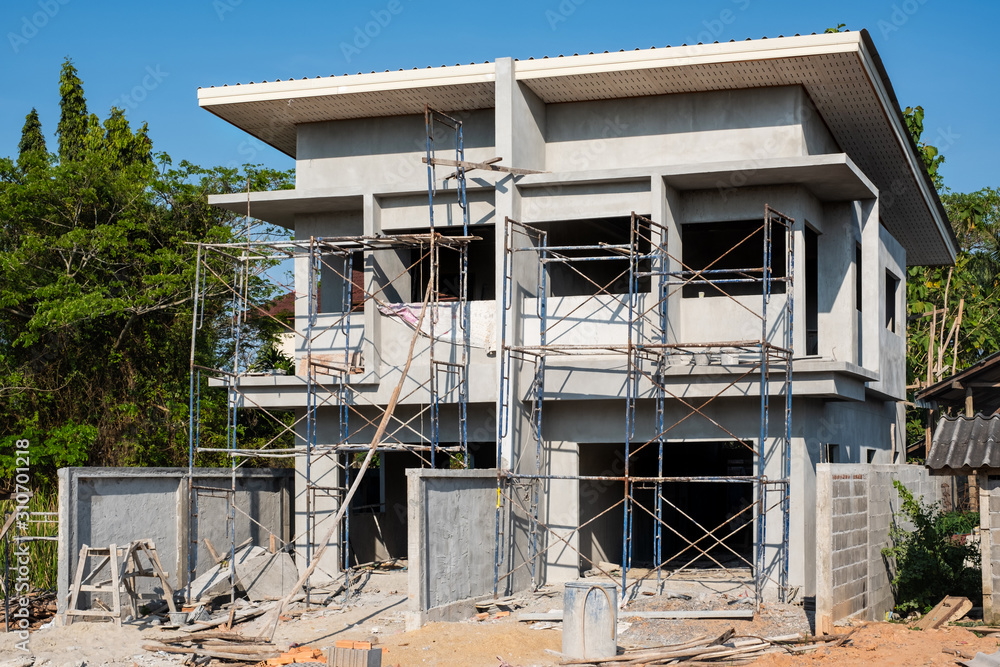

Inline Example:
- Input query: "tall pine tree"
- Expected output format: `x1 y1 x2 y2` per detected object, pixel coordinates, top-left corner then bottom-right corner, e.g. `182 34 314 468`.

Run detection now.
17 108 46 157
56 59 88 162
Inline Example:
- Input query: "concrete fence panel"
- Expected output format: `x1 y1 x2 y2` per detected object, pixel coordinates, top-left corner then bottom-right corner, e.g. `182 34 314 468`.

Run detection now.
406 468 498 629
57 467 293 620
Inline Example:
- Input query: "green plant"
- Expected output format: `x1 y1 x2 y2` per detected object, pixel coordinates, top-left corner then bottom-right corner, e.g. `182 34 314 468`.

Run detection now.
0 487 58 595
882 480 981 614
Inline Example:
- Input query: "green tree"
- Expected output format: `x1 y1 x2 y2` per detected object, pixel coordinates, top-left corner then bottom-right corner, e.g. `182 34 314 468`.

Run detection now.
902 105 1000 447
56 59 89 162
16 108 46 169
0 60 293 484
903 106 945 191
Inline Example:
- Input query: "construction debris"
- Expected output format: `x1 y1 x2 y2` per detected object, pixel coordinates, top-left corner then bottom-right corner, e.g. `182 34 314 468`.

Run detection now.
237 550 300 602
188 544 266 602
913 595 973 630
328 640 383 666
964 648 1000 667
555 627 855 665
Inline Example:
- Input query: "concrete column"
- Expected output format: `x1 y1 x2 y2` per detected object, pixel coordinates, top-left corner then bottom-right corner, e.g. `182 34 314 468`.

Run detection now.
792 216 807 355
982 478 996 623
652 177 682 344
815 462 833 634
494 57 517 472
363 193 382 380
859 198 879 374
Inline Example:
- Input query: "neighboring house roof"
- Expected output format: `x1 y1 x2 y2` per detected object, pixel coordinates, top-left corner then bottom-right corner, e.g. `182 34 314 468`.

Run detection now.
198 30 955 267
927 414 1000 474
264 291 295 321
915 350 1000 415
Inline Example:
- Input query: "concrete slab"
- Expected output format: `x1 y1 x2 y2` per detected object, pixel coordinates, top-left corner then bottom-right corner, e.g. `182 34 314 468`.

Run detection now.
189 545 265 601
237 551 301 601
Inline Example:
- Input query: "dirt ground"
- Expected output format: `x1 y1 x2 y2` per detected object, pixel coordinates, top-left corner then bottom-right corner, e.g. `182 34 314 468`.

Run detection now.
3 568 1000 667
7 615 1000 667
752 622 1000 666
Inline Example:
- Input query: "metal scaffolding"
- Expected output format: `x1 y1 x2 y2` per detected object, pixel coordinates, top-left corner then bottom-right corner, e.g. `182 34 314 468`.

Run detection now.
188 103 794 611
496 207 794 606
185 106 473 603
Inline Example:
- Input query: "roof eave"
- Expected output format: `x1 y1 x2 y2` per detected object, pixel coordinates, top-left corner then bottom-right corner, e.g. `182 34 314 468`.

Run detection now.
856 29 958 264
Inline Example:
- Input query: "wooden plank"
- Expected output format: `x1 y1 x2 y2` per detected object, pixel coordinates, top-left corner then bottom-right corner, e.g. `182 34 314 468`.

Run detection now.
204 537 222 564
65 544 90 625
520 609 754 622
108 543 122 627
65 608 123 617
142 643 280 661
422 156 545 176
914 596 973 630
140 540 179 613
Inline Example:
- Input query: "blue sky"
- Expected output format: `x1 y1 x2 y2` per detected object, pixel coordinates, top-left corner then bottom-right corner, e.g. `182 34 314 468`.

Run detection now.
0 0 996 194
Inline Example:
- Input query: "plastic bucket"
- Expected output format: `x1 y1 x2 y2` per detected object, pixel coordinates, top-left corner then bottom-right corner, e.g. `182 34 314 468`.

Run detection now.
561 580 617 659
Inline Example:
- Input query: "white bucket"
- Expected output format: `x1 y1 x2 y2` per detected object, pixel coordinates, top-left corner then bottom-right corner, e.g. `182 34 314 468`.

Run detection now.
561 581 618 659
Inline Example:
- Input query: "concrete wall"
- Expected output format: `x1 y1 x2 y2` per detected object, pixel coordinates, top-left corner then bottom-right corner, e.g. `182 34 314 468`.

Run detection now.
296 109 496 192
543 86 838 172
815 463 942 633
979 476 1000 623
57 467 292 619
868 224 907 399
406 469 498 628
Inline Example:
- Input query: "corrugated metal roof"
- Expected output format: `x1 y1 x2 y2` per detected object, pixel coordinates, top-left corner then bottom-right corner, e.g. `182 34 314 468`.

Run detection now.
196 33 822 89
928 414 1000 473
915 350 1000 413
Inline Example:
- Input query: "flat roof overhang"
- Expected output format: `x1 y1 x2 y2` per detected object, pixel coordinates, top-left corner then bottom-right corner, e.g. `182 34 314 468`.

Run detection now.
198 30 955 266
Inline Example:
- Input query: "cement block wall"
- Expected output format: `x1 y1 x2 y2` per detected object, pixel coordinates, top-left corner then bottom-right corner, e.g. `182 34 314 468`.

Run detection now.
815 463 942 633
406 469 498 628
980 476 1000 623
57 467 292 620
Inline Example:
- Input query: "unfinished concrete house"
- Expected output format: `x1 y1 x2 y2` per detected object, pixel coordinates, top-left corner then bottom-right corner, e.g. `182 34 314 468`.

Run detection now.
189 29 955 613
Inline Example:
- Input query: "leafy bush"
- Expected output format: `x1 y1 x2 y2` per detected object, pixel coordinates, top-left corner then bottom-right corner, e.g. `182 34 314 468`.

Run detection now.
882 480 981 614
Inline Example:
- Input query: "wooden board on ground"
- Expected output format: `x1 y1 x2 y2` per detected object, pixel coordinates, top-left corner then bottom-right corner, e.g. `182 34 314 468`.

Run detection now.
913 596 973 630
519 609 754 622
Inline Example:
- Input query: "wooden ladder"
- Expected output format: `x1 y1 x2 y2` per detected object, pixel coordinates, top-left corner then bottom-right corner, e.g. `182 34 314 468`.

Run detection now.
65 539 178 625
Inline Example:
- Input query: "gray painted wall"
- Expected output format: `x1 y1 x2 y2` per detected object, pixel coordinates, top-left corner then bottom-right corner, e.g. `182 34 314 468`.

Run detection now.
57 467 292 620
